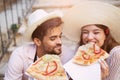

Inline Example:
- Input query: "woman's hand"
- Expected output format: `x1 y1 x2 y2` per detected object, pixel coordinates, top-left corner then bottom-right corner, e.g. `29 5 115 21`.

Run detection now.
99 59 109 79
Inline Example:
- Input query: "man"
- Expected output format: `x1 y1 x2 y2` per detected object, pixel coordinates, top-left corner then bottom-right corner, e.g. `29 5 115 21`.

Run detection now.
4 9 63 80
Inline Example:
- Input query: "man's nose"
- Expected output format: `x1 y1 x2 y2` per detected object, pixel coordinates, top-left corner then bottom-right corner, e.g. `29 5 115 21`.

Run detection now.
57 38 62 44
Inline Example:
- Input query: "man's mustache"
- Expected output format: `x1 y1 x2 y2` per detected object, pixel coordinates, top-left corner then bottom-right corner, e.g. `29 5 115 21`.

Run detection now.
56 44 62 47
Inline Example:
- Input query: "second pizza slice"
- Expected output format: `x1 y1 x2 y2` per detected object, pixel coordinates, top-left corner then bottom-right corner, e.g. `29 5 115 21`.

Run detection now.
73 43 109 65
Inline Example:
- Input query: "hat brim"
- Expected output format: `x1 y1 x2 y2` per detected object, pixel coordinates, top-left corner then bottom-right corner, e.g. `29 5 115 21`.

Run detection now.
63 1 120 43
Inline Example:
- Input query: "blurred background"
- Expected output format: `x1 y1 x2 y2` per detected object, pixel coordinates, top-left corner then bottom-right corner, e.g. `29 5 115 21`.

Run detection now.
0 0 120 79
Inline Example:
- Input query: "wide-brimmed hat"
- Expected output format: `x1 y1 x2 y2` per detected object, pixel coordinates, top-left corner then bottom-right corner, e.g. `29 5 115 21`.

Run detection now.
24 9 63 42
63 1 120 43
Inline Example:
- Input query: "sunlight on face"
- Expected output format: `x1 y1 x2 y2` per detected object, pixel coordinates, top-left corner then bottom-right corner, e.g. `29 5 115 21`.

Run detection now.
81 25 106 47
41 26 62 55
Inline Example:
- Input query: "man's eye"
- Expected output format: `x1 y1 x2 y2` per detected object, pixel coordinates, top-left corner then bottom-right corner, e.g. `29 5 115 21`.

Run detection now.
59 35 62 38
50 37 56 41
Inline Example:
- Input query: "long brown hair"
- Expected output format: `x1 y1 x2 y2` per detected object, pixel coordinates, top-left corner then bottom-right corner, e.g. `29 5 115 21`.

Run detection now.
79 24 119 53
32 17 62 41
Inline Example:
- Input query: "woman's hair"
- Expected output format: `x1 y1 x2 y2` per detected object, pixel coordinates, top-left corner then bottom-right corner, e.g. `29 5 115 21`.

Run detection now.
79 24 119 53
32 17 62 41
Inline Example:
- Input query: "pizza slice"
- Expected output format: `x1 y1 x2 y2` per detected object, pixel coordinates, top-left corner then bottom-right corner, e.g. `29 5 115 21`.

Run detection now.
26 54 68 80
73 43 109 65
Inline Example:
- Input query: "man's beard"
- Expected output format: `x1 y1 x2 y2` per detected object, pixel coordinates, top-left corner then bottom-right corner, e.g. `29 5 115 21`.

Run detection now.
48 51 61 55
47 44 62 55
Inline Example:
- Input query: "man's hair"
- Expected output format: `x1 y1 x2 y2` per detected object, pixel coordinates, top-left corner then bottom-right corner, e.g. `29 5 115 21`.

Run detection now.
79 24 119 53
32 17 62 41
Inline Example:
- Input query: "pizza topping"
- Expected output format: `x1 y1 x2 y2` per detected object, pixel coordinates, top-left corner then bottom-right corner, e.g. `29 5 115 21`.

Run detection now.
81 51 90 60
93 44 101 54
42 61 58 76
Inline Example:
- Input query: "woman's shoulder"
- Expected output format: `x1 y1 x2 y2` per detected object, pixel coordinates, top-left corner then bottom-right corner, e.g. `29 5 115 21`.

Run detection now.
110 46 120 54
109 46 120 58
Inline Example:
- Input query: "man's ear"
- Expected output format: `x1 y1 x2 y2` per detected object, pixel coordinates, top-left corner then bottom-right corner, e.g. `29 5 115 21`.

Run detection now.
33 38 41 46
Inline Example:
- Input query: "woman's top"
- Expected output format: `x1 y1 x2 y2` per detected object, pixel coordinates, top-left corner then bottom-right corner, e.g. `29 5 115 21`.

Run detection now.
104 46 120 80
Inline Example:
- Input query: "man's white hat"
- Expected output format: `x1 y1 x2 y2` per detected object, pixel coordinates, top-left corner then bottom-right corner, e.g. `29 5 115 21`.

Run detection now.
24 9 63 42
63 1 120 43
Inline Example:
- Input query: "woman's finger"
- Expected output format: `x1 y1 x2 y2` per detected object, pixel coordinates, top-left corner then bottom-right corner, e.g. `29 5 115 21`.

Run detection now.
98 59 109 78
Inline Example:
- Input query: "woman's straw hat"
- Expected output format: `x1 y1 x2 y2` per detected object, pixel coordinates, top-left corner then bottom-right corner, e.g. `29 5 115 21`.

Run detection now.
63 1 120 43
24 9 63 42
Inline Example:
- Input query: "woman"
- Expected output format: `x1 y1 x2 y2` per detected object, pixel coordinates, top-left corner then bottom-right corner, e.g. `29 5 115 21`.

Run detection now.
62 1 120 80
80 24 119 79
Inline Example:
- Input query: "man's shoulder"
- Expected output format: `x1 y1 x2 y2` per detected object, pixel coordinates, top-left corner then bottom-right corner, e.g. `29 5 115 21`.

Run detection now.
10 43 36 60
16 42 35 50
12 43 36 55
61 45 76 64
